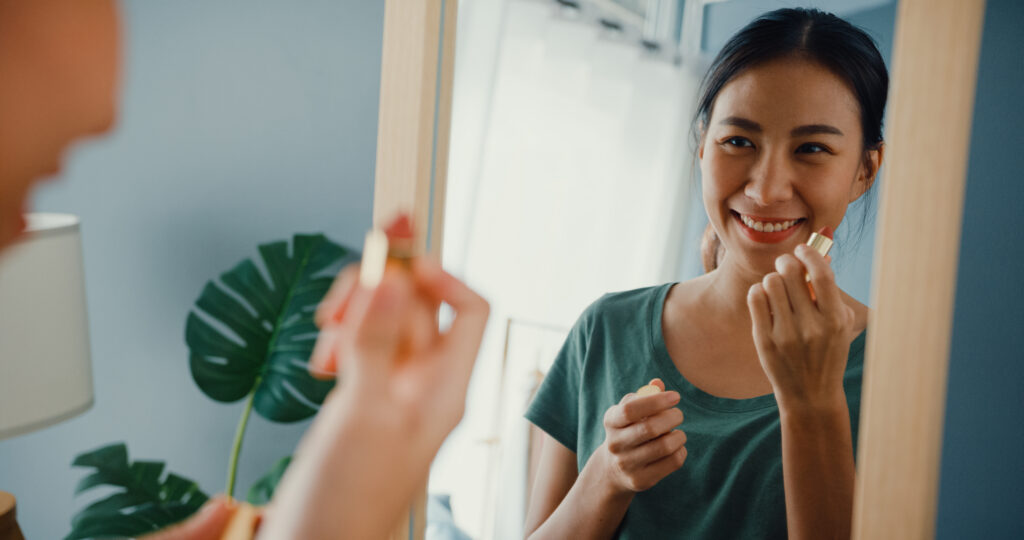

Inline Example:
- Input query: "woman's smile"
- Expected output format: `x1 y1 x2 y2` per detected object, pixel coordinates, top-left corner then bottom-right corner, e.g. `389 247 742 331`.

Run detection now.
730 210 807 243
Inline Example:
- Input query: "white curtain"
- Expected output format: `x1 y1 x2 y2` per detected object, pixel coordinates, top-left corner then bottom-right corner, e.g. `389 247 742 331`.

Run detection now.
432 1 702 538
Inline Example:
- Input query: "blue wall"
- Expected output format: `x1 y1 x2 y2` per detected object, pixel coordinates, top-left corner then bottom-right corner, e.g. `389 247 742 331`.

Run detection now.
0 1 383 538
937 0 1024 537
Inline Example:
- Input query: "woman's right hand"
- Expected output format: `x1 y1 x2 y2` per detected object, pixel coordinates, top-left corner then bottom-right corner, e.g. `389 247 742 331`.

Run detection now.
599 378 688 493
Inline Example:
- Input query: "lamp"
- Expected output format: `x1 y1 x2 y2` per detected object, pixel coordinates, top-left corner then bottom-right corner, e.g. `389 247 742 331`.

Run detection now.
0 213 94 540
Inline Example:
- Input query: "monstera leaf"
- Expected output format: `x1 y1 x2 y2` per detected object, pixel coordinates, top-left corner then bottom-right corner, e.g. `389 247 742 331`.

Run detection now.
246 455 292 505
187 233 353 422
66 443 208 540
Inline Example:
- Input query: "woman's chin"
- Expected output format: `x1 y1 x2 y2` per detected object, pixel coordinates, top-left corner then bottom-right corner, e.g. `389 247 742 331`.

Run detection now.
722 251 784 278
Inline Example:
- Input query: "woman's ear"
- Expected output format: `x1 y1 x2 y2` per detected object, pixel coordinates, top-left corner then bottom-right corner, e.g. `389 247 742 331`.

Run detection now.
851 142 885 202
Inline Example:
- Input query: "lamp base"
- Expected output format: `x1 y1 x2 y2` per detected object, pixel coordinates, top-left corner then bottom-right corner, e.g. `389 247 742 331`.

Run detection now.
0 491 25 540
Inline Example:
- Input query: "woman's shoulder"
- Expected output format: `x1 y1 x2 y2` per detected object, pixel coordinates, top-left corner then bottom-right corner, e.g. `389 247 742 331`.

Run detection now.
584 283 673 319
565 283 674 341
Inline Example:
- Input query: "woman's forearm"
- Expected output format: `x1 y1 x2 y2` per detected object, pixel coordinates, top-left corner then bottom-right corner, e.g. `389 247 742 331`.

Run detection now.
528 445 635 540
259 390 437 540
778 397 855 540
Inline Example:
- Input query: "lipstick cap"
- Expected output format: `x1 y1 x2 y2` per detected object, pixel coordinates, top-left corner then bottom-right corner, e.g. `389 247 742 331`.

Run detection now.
807 232 834 257
359 228 389 289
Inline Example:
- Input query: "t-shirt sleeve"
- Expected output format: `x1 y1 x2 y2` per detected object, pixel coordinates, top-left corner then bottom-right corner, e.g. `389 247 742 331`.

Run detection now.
524 308 591 454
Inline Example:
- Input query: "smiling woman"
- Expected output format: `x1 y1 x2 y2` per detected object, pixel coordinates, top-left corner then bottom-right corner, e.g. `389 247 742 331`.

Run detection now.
523 8 885 539
695 7 887 274
701 56 882 276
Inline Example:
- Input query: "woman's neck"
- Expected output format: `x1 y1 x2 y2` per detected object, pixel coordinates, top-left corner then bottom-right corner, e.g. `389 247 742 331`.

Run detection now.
703 256 769 321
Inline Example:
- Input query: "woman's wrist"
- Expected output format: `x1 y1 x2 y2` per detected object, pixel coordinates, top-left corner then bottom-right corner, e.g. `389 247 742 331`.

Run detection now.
777 393 849 428
589 444 640 502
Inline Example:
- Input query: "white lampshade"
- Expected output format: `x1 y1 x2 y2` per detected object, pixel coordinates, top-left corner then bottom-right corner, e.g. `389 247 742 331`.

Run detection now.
0 213 93 440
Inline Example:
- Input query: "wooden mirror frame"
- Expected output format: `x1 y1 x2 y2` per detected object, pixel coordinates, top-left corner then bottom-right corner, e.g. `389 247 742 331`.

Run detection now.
370 1 986 538
372 1 456 538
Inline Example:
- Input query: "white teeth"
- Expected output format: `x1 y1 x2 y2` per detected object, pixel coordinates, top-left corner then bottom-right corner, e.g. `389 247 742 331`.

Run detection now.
739 214 800 233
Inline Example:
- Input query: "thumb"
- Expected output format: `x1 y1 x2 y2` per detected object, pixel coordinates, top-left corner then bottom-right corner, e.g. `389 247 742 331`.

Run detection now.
141 496 235 540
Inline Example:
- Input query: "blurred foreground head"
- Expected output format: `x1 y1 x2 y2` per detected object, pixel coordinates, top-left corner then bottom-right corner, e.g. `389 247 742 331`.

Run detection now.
0 0 120 250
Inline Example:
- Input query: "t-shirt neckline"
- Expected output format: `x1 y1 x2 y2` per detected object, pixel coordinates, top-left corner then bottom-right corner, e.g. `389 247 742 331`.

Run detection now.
649 282 867 413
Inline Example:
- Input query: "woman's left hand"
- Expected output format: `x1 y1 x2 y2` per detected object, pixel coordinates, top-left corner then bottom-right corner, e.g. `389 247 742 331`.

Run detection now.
746 243 857 410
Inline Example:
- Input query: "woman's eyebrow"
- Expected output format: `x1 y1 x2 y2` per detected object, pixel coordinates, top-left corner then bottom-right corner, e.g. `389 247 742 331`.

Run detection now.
720 116 762 131
718 116 844 137
791 124 844 137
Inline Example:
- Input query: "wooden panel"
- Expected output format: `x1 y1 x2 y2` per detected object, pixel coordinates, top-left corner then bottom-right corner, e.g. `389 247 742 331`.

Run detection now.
853 1 985 538
374 1 458 539
429 0 458 257
374 0 455 246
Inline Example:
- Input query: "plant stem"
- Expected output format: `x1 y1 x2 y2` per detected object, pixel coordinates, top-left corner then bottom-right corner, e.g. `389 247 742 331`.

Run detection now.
226 389 257 498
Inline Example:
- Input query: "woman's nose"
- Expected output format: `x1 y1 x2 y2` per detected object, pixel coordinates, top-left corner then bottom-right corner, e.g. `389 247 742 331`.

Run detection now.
744 151 794 206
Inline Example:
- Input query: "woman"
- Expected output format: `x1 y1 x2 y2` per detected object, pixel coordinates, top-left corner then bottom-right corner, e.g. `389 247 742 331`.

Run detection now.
1 1 488 538
524 8 886 539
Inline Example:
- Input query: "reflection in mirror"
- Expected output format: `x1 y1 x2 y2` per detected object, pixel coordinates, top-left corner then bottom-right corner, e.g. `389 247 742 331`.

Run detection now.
432 1 895 538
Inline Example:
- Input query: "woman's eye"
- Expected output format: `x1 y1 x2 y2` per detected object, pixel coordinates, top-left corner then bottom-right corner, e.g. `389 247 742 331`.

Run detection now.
796 142 830 154
724 136 753 148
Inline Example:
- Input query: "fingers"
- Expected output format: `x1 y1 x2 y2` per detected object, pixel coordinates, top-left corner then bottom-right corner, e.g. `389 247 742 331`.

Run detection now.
641 444 689 486
614 429 687 470
774 254 814 320
605 430 688 492
630 429 687 465
314 256 488 388
795 244 844 325
746 283 775 355
607 406 684 451
308 326 342 380
141 496 235 540
760 272 796 337
348 270 415 378
219 501 261 540
315 265 360 328
312 264 424 380
649 378 665 392
604 391 680 429
412 257 490 386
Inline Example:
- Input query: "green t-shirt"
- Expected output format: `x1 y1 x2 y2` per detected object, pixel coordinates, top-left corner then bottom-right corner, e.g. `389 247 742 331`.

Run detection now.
525 283 866 539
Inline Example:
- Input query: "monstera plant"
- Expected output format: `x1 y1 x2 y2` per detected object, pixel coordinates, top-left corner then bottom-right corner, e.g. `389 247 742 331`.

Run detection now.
66 233 355 540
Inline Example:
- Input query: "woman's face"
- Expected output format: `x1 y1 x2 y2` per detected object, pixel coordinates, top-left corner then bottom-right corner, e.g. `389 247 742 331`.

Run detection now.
0 0 120 250
699 56 881 275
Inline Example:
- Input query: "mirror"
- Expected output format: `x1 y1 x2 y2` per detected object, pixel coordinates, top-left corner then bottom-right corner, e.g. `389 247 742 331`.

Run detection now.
429 0 898 537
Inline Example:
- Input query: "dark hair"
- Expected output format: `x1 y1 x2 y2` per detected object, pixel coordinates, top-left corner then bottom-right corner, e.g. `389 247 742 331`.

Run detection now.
696 8 889 273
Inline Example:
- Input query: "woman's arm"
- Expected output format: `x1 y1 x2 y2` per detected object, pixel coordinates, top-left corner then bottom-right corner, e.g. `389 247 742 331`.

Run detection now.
778 398 855 540
524 435 634 540
524 434 577 534
525 384 687 540
747 244 859 540
258 257 490 540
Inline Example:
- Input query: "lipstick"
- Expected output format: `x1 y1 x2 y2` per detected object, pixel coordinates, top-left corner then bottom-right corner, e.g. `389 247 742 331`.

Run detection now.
804 226 834 301
384 214 416 259
359 213 417 289
806 226 834 258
